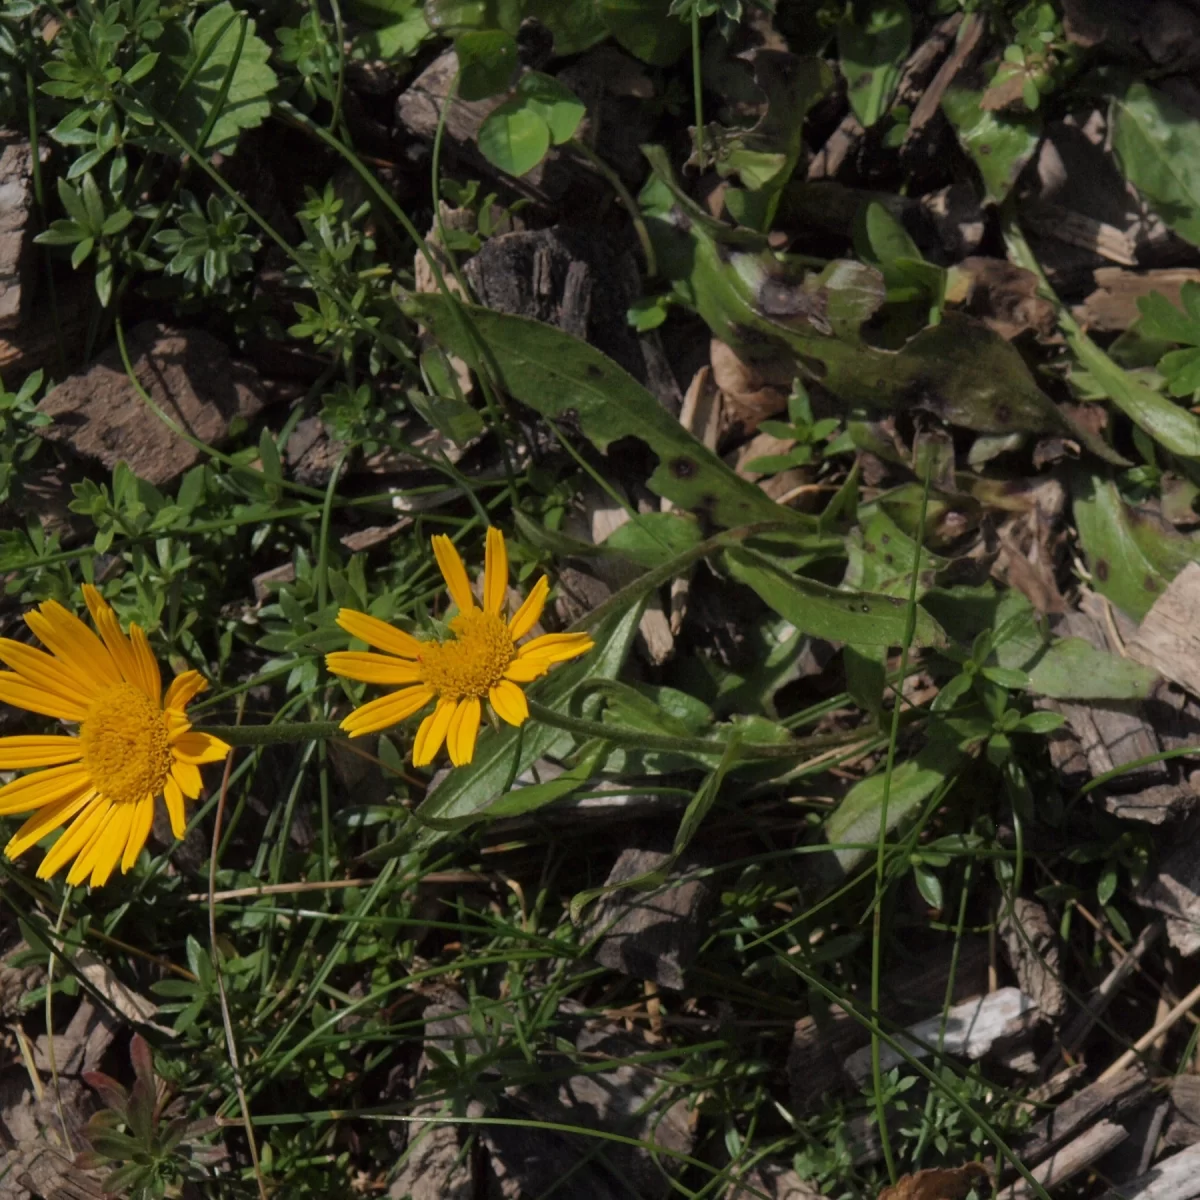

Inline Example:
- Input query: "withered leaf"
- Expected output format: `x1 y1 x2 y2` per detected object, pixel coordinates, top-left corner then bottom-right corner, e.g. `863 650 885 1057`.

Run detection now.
877 1163 988 1200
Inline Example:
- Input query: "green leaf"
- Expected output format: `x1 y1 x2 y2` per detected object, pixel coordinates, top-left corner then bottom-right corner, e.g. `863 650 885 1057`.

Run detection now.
477 99 550 176
1017 711 1066 734
403 296 814 531
674 736 741 857
156 1 278 155
1136 289 1200 346
344 0 415 26
1112 82 1200 248
350 7 430 59
1159 347 1200 397
523 0 607 54
455 29 518 100
863 200 921 266
516 71 585 144
604 512 703 567
724 546 947 648
412 601 643 838
838 0 911 128
598 0 688 65
826 738 968 873
448 744 604 822
1026 637 1157 701
913 863 944 910
941 85 1040 203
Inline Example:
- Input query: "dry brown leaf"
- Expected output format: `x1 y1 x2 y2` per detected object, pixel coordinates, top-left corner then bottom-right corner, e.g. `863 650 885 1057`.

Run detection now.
877 1163 988 1200
709 337 792 429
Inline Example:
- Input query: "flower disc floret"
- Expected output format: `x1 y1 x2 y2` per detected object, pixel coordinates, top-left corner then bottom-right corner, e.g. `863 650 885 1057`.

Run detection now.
327 528 594 767
80 682 172 806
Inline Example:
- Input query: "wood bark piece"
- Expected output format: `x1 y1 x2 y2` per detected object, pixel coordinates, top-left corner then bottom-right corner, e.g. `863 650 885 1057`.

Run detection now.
1130 563 1200 699
1012 1065 1151 1171
842 987 1039 1085
998 897 1068 1020
0 134 37 330
36 322 263 488
1000 1120 1128 1199
1141 831 1200 956
589 848 712 990
1077 268 1200 333
1097 1143 1200 1199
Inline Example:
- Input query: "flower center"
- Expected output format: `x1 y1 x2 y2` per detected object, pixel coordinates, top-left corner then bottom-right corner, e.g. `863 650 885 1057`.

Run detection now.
80 682 172 805
417 611 515 700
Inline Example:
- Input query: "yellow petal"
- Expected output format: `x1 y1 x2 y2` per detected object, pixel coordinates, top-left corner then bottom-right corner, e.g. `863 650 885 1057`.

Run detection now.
412 696 457 766
82 585 142 688
326 651 423 686
5 786 96 860
0 640 98 710
164 776 187 838
508 576 549 641
340 685 435 737
75 799 134 887
171 760 203 800
37 794 109 879
504 656 550 683
0 672 88 722
483 527 508 617
164 669 207 713
0 735 83 769
517 632 594 664
26 602 121 687
0 764 94 815
171 731 231 765
447 695 481 766
121 795 156 873
336 609 423 660
489 679 529 727
129 624 162 703
432 535 476 615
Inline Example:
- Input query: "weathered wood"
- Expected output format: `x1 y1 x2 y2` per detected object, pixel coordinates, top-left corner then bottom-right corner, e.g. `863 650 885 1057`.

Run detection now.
1001 1120 1128 1199
1077 268 1200 333
589 849 712 990
0 134 37 330
999 897 1067 1020
1139 825 1200 956
843 988 1039 1085
1013 1065 1151 1168
1098 1143 1200 1199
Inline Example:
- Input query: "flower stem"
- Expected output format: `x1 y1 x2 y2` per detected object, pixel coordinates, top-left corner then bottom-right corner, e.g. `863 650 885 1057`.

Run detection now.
196 721 346 747
527 702 864 761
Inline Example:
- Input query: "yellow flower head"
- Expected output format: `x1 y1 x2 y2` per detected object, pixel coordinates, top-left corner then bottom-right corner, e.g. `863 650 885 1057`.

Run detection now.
327 528 593 766
0 586 230 887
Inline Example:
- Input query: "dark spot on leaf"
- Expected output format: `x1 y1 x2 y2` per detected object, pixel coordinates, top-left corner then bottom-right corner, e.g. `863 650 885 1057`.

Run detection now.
863 541 877 554
880 534 891 545
883 553 894 565
994 404 1012 426
586 364 603 379
921 571 936 588
978 143 992 156
887 597 904 607
861 604 872 613
671 457 697 479
1145 574 1160 592
673 208 692 234
1095 558 1110 582
847 602 859 612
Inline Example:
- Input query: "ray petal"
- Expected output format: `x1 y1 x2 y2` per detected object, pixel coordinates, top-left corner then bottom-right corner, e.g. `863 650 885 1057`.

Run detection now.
0 672 89 722
489 679 529 727
0 640 96 709
36 794 109 879
340 685 435 737
326 651 423 686
170 731 231 765
508 576 549 641
171 760 204 800
82 585 142 686
121 795 156 873
447 695 481 766
517 632 595 664
432 536 476 615
78 800 134 888
164 670 207 713
163 776 187 838
412 696 457 766
27 602 121 685
0 764 94 815
0 736 83 769
504 656 550 683
336 610 423 660
128 624 162 703
483 527 508 617
5 786 96 860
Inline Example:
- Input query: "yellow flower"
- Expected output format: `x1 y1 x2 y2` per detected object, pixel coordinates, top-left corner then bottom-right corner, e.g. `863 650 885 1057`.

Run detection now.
327 528 593 766
0 585 230 887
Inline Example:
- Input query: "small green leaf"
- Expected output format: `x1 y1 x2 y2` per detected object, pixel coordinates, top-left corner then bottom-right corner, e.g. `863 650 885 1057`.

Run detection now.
913 863 944 910
838 0 911 128
517 71 585 144
597 0 688 65
477 99 551 176
455 29 518 100
942 85 1040 203
1136 289 1200 346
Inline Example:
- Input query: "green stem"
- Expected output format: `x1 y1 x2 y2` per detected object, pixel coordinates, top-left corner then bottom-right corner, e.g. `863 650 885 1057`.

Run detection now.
196 721 345 747
527 701 865 760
